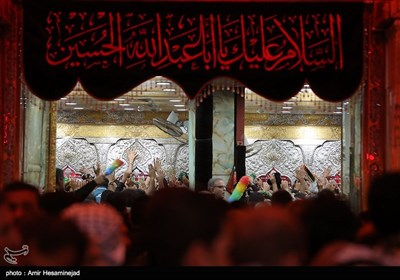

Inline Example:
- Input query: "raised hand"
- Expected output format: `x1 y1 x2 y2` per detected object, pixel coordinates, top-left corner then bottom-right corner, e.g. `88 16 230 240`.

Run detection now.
267 173 276 184
148 163 156 178
127 149 138 166
295 165 308 193
181 175 189 188
322 167 331 178
317 175 328 190
68 177 85 190
139 178 148 191
94 174 108 186
79 167 90 175
107 170 116 183
153 158 163 174
93 162 101 176
281 180 289 191
295 165 306 181
268 173 278 192
168 175 177 188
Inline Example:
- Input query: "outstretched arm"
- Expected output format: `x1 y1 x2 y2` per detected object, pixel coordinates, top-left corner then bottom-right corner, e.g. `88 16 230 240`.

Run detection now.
73 174 108 202
295 165 308 193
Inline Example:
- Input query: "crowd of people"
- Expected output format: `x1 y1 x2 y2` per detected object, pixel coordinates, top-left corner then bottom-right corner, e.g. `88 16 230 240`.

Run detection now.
1 149 400 267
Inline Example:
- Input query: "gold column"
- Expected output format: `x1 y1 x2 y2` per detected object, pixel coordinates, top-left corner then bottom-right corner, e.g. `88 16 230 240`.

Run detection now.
45 102 57 193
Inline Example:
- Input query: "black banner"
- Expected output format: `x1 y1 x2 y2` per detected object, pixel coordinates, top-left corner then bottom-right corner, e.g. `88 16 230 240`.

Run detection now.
23 0 365 101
